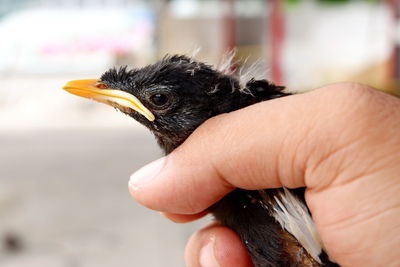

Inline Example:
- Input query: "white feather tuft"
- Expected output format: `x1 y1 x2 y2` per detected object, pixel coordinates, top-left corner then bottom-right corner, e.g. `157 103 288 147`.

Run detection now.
259 188 323 264
237 58 266 87
217 50 237 76
188 46 201 59
216 50 268 91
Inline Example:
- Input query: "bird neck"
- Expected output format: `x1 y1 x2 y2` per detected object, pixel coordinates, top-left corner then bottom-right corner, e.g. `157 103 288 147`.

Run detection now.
153 133 182 155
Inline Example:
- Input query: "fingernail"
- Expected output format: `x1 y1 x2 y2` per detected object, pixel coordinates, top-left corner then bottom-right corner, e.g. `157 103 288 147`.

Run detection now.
200 236 220 267
129 157 166 191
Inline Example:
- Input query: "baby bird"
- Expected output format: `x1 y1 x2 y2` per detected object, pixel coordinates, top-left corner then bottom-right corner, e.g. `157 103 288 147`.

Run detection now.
63 55 338 267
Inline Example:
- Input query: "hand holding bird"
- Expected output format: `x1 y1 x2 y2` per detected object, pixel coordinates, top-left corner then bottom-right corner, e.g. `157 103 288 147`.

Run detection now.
63 56 400 267
130 83 400 267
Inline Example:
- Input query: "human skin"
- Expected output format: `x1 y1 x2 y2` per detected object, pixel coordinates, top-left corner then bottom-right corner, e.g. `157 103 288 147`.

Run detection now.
128 83 400 267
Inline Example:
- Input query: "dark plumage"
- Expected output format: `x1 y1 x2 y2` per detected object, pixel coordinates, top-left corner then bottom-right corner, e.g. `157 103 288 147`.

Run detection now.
64 55 339 267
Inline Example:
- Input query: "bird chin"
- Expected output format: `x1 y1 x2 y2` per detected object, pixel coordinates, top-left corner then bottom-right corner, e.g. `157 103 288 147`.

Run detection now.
126 111 155 129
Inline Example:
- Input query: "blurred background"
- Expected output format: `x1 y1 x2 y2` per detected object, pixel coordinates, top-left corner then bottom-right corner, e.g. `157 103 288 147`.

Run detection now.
0 0 399 266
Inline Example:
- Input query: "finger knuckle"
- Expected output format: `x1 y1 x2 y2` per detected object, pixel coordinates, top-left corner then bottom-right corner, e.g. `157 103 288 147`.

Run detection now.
319 82 375 103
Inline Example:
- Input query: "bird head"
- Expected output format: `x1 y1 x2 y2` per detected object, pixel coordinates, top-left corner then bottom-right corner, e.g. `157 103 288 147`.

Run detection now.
63 55 286 154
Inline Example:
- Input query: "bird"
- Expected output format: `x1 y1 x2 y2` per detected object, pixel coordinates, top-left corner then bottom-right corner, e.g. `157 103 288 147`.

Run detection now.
63 54 339 267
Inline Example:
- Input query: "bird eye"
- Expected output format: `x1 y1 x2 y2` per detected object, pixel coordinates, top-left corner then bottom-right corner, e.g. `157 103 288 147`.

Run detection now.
150 93 168 107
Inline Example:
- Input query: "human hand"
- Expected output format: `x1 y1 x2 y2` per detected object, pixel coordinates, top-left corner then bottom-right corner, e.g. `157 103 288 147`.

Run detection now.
129 83 400 267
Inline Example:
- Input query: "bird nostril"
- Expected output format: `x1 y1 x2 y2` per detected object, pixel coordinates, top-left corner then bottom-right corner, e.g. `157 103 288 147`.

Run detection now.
95 83 108 89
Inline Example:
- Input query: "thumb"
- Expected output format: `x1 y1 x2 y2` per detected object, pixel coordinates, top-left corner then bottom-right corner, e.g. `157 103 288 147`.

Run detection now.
128 83 389 214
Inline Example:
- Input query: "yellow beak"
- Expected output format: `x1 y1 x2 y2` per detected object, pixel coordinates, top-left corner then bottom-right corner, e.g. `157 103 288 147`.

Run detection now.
62 79 155 121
